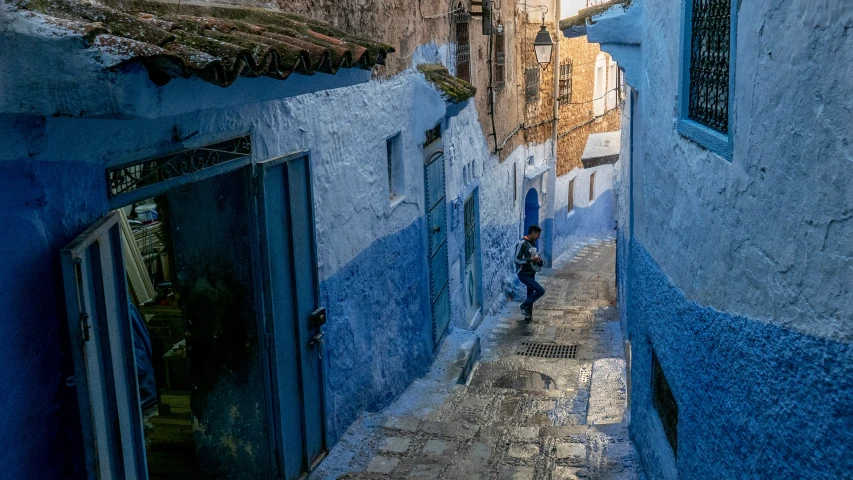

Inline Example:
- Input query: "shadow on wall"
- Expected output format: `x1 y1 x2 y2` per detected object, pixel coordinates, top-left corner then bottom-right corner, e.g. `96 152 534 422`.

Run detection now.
626 239 853 479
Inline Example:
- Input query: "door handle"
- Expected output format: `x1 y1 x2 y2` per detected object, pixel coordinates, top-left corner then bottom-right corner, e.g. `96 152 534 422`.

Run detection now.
432 226 441 233
309 331 324 347
309 332 325 360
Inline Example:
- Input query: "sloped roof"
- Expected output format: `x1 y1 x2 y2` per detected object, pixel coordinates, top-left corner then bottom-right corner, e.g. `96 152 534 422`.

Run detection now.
10 0 394 87
417 64 476 104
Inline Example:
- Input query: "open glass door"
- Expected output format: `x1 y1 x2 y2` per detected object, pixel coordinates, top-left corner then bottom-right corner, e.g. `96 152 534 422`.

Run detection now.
61 212 148 480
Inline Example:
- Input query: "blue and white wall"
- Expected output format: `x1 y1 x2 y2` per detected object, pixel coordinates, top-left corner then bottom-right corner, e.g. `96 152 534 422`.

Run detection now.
588 1 853 478
0 19 464 472
551 164 617 259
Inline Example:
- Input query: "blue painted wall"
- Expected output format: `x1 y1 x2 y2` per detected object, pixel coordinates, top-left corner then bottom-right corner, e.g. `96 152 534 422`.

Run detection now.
551 188 616 259
319 218 433 443
0 159 108 479
623 238 853 479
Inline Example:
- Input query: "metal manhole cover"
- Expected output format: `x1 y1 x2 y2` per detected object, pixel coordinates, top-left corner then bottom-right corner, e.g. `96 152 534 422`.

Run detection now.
516 342 577 359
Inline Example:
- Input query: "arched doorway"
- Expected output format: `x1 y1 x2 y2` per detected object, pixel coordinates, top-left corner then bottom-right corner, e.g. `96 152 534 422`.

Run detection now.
524 188 539 240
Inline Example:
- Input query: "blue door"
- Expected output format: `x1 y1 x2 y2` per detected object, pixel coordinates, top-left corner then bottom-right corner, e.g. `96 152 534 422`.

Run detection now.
255 152 326 478
425 136 450 346
524 188 539 237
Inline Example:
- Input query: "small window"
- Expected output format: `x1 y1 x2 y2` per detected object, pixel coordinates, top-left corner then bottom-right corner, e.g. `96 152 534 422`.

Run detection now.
495 27 506 88
589 172 595 202
387 133 404 201
455 6 472 83
568 179 575 212
593 53 607 116
606 58 618 110
525 67 540 104
559 61 573 103
652 349 678 457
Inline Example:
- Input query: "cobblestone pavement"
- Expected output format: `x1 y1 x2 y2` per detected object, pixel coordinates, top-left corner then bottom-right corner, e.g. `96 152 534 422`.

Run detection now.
311 238 642 480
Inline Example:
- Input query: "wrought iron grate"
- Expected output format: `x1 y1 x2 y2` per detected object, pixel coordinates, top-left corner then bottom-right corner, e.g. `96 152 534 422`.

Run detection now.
107 135 251 198
516 342 577 359
688 0 731 133
455 8 471 82
495 30 506 88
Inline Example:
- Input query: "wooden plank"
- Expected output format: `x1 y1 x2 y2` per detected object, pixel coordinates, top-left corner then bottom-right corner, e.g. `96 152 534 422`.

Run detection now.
118 210 155 304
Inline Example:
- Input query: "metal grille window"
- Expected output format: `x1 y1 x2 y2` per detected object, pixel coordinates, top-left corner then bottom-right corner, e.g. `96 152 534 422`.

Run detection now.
455 8 472 83
525 67 540 104
559 61 573 102
687 0 731 133
495 30 506 88
464 196 476 263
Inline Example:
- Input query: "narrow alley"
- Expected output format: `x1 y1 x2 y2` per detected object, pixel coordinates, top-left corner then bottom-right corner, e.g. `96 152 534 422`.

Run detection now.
312 238 641 480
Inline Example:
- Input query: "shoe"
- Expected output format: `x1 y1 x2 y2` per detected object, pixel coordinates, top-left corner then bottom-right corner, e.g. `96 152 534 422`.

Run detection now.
524 314 532 322
519 304 530 316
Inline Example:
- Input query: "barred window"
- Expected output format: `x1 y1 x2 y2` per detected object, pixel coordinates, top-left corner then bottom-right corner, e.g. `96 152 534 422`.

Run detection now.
495 29 506 88
455 8 472 83
525 67 540 104
559 61 573 103
687 0 731 133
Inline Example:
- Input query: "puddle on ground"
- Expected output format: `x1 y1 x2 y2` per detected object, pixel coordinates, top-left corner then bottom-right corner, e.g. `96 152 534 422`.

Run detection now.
493 370 558 390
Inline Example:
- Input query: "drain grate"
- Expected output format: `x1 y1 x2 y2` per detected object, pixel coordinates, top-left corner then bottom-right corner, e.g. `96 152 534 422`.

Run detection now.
516 342 578 359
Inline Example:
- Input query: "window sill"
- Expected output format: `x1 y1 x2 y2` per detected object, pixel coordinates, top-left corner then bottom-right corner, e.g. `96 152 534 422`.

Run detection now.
677 119 732 162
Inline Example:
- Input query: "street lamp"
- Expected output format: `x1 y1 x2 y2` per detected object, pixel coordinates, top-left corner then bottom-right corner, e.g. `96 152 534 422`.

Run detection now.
533 23 554 68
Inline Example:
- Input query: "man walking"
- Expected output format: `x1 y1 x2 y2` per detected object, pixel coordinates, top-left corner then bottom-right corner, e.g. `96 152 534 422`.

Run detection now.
514 225 545 320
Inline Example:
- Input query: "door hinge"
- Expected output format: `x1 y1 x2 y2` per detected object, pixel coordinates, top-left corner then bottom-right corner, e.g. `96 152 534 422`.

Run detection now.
263 332 271 350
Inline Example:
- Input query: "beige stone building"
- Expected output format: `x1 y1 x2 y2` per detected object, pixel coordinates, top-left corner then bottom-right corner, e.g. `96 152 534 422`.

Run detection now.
281 0 620 166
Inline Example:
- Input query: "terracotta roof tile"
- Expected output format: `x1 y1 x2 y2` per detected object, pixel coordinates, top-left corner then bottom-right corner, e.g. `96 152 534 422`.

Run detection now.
12 0 394 87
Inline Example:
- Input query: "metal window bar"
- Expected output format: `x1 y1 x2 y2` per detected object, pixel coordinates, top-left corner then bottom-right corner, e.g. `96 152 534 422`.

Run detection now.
106 136 252 198
559 61 573 102
455 9 472 83
495 30 506 88
464 196 476 263
687 0 730 133
525 67 540 104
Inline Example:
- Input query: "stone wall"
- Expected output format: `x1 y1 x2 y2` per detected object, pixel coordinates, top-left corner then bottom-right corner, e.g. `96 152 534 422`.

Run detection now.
557 37 621 176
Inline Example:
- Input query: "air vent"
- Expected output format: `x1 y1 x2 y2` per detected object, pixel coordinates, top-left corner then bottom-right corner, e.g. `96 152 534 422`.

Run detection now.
516 342 577 359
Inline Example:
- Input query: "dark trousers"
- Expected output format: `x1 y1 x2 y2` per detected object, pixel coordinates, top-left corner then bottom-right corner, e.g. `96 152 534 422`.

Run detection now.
517 274 545 308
